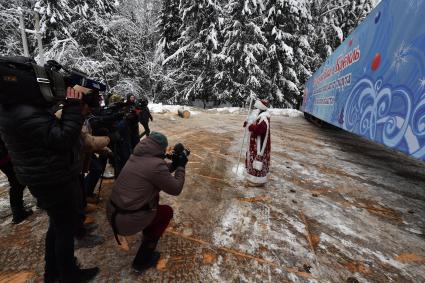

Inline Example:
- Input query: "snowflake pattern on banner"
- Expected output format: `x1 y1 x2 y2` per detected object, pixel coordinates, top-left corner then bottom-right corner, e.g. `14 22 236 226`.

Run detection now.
391 42 411 73
408 0 424 13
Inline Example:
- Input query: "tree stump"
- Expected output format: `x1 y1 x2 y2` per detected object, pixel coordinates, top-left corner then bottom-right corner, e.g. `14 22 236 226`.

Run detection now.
178 109 191 119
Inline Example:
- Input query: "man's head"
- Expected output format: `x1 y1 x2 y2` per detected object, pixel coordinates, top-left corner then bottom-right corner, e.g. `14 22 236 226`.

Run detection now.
127 94 136 103
149 132 168 152
138 96 148 107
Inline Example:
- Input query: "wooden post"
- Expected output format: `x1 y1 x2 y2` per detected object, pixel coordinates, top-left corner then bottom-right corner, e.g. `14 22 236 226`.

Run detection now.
19 9 29 57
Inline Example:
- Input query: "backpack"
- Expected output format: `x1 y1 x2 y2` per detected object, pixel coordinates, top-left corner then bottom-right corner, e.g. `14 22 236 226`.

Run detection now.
0 56 43 105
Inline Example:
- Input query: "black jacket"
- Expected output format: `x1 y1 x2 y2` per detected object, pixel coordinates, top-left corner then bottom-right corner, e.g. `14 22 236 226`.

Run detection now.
139 105 152 124
0 100 83 186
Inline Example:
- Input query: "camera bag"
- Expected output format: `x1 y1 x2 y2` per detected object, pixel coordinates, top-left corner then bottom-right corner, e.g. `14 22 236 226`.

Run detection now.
0 56 66 105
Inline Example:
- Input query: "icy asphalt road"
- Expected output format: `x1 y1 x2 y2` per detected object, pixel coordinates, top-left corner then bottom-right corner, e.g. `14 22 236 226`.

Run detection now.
0 110 425 282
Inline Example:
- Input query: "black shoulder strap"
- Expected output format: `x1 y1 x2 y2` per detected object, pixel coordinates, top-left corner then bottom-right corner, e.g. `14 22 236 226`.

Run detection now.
31 63 55 103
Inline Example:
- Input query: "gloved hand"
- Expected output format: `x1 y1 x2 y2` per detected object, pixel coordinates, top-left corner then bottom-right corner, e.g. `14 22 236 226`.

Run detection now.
243 121 247 127
150 117 153 122
176 154 188 168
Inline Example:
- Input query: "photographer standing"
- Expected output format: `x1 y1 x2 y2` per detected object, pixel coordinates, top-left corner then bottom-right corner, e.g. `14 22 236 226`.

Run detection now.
107 132 187 273
138 97 153 137
0 87 99 282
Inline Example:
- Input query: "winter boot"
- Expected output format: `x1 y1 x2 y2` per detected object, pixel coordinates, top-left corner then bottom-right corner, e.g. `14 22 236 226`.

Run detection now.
12 208 33 224
43 271 58 283
60 267 99 283
45 257 79 283
132 237 161 273
77 267 99 282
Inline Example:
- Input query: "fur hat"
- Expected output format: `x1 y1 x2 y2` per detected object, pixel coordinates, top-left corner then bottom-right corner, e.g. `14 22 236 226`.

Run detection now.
254 99 270 110
149 132 168 150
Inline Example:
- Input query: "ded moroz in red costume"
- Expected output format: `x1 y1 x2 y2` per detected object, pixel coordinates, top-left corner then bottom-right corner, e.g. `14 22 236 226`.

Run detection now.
245 99 271 185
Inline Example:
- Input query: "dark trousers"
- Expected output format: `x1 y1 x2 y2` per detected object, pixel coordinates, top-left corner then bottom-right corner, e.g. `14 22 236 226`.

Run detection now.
84 155 107 197
143 205 173 239
141 122 150 137
74 175 87 239
29 178 79 279
115 142 131 177
0 161 26 216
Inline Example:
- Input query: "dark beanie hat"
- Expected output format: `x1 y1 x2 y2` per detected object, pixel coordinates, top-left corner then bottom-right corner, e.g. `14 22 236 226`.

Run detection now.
150 132 168 149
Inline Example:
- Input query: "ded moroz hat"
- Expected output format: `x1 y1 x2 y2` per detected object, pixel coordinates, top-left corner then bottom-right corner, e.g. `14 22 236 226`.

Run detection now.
254 99 270 110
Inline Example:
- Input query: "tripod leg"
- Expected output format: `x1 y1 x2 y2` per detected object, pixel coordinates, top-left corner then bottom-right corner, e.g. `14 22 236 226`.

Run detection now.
96 167 106 204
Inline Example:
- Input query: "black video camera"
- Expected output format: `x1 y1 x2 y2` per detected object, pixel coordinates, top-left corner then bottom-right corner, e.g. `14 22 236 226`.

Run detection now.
166 143 190 161
0 56 106 106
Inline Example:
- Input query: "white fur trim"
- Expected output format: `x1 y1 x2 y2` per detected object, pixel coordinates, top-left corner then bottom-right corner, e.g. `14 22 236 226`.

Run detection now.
258 111 271 119
246 173 268 184
254 100 268 110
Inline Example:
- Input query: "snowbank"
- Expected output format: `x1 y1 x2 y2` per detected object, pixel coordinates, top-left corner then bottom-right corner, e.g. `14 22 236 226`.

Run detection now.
148 103 200 116
149 103 182 114
208 106 303 117
207 107 242 114
268 108 304 118
149 103 303 118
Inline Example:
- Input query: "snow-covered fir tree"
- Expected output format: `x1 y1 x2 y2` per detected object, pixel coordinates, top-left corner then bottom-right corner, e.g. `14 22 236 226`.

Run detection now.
159 0 223 105
216 0 269 106
339 0 374 37
309 0 374 68
263 0 314 108
156 0 182 62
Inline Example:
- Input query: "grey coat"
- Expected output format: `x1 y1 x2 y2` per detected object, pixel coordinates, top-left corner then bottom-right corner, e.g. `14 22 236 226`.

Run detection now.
106 137 185 236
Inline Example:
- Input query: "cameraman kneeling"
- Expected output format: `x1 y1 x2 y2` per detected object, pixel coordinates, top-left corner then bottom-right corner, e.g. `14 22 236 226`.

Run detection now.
107 132 187 273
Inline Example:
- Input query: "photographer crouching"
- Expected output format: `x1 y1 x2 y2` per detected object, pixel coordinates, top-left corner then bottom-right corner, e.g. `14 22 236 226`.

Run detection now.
107 132 188 273
0 56 101 282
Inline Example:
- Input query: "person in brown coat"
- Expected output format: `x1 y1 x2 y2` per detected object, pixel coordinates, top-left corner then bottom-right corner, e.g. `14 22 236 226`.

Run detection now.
106 132 187 273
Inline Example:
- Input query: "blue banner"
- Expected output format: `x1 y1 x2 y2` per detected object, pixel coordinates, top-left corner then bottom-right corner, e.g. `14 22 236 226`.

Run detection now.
302 0 425 162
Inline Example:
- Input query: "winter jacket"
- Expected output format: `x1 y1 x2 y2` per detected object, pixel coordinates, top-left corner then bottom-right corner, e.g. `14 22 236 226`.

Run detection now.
106 137 185 236
0 100 83 186
139 105 152 125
